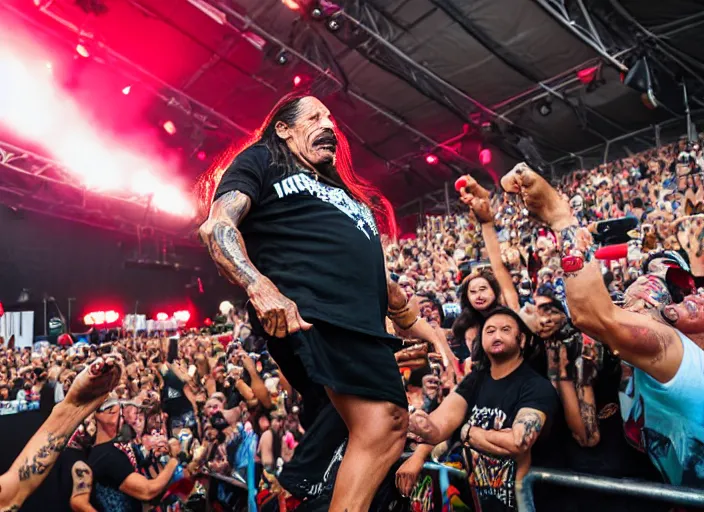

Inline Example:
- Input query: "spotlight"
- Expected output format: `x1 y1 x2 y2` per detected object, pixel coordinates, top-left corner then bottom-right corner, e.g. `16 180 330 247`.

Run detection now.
162 120 177 135
537 100 552 116
122 85 131 95
327 17 340 31
624 56 659 109
276 50 290 65
281 0 300 10
425 154 439 165
311 7 323 18
75 43 90 58
293 75 303 87
479 148 492 166
197 150 207 161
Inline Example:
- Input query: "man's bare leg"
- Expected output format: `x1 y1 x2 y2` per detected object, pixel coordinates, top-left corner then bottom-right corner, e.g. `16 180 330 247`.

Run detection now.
326 389 407 512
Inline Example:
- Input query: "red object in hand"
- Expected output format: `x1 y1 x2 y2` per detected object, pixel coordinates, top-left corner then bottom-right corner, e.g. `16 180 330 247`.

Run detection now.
454 177 468 192
57 333 73 347
0 301 4 318
594 244 628 261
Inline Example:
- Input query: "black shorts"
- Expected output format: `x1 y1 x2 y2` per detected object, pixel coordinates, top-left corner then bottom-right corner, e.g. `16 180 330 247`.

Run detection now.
265 321 408 415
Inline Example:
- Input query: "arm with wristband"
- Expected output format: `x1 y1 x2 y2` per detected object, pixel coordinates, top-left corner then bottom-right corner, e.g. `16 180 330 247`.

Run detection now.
500 163 684 384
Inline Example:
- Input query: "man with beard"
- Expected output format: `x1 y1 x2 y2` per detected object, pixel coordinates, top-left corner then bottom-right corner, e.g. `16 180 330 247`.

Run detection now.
198 93 412 511
501 162 704 487
408 308 558 512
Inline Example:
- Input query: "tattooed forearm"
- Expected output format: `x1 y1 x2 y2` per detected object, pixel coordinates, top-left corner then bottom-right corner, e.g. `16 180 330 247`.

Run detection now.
622 323 674 364
514 411 543 446
17 433 69 482
200 192 262 290
576 385 599 446
71 461 93 497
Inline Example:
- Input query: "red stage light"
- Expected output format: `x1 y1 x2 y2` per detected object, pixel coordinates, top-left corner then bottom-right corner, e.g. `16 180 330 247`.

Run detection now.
281 0 300 10
425 154 439 165
105 310 120 323
174 310 191 323
479 148 492 166
83 313 94 326
162 121 177 135
122 85 131 95
196 150 207 161
75 44 90 58
84 310 121 326
293 75 302 87
577 66 598 85
156 312 169 321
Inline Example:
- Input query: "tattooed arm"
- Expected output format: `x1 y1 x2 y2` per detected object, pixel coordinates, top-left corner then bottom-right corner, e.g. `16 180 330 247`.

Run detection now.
408 393 468 445
0 358 120 512
199 191 311 338
499 163 683 383
557 381 600 447
69 461 96 512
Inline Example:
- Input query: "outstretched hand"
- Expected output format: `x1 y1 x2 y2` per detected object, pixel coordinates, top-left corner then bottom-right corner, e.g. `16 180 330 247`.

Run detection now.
457 175 493 224
500 162 573 229
65 356 122 412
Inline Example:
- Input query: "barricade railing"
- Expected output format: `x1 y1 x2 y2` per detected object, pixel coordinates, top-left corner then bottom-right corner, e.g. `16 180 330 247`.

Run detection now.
401 452 467 509
517 468 704 512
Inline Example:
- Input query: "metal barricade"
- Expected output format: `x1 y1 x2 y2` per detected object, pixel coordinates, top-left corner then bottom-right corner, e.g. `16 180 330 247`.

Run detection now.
517 468 704 512
401 452 468 509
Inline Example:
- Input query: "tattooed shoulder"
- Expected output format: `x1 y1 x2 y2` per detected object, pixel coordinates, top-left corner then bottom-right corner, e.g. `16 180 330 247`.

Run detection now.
71 460 93 497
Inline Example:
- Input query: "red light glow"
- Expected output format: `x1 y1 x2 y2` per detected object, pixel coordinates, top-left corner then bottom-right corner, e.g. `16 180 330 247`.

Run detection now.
121 85 131 95
162 120 177 135
425 154 439 165
479 148 492 166
577 66 598 85
293 75 302 87
75 44 90 58
0 27 196 218
281 0 300 10
196 150 207 161
156 312 169 321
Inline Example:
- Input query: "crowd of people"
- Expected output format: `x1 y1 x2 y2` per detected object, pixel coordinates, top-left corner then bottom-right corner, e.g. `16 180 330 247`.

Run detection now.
0 130 703 512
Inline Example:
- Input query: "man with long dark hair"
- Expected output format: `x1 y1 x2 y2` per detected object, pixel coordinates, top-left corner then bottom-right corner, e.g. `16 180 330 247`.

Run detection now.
197 94 411 511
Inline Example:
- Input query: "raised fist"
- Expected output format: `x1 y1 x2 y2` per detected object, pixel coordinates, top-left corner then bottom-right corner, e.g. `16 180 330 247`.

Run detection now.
65 356 122 411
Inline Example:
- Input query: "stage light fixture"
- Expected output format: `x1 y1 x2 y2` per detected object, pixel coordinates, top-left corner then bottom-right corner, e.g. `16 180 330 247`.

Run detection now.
537 100 552 116
293 75 303 87
156 312 169 321
479 148 492 166
75 43 90 58
197 150 207 161
276 50 290 65
162 120 177 135
281 0 301 11
624 56 659 109
311 6 323 18
122 85 131 95
327 16 341 32
425 154 439 165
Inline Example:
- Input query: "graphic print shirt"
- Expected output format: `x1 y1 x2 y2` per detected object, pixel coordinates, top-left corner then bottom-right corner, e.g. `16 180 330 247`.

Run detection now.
455 363 558 511
214 144 392 339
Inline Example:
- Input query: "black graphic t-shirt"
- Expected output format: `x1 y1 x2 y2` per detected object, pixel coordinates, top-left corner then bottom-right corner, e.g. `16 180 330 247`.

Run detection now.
214 144 391 339
455 362 558 512
88 443 141 512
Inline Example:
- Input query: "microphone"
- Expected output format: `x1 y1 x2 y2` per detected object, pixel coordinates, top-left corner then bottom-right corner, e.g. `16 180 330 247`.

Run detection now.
594 244 628 261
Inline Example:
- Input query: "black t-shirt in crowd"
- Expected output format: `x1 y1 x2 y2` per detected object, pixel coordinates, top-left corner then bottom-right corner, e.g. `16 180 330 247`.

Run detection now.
455 362 559 512
214 144 391 339
88 442 141 512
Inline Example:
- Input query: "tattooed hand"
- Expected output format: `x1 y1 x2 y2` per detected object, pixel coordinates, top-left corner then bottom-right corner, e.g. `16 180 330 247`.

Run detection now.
65 356 121 411
248 276 313 338
501 162 573 229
